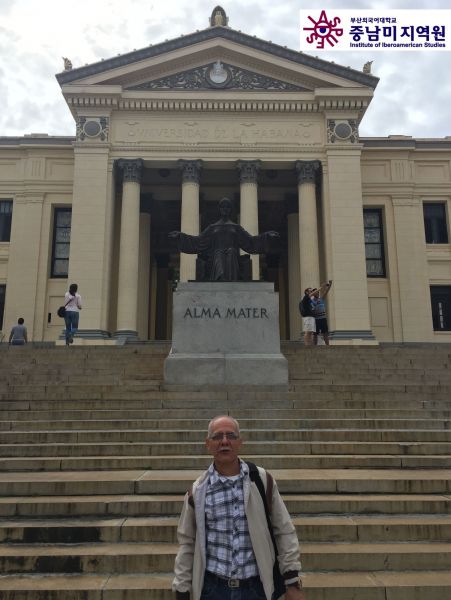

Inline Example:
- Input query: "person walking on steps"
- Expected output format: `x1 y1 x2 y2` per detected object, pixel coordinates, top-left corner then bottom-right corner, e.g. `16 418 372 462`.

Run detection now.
9 317 28 346
64 283 82 346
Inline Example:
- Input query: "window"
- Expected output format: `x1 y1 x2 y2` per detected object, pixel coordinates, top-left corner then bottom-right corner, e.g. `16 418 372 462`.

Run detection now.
430 286 451 331
424 203 448 244
0 200 13 242
51 208 71 278
0 285 5 330
363 209 386 277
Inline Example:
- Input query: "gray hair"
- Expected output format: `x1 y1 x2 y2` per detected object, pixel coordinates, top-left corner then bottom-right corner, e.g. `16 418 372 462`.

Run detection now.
207 415 240 437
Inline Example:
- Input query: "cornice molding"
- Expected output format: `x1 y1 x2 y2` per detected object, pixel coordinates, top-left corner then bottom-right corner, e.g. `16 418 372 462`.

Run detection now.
56 26 379 89
66 96 369 114
110 144 324 154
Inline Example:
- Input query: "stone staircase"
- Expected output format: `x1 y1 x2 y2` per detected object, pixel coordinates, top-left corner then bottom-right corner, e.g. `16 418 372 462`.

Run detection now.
0 342 451 599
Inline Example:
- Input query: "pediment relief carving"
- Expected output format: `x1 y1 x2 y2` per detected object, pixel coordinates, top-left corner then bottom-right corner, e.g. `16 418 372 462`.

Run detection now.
126 61 309 92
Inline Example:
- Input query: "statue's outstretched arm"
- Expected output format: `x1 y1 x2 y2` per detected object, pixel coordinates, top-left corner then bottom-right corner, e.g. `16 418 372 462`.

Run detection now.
238 226 279 253
168 230 208 254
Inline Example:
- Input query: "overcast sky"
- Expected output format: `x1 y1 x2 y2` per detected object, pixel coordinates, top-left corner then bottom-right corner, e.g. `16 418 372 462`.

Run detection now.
1 0 450 139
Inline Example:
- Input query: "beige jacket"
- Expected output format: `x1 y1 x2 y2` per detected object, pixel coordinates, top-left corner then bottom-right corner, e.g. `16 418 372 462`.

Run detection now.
172 463 301 600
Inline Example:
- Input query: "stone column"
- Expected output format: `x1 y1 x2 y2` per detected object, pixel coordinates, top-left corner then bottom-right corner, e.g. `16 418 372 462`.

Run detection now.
392 196 432 341
178 159 202 282
64 146 114 338
325 148 373 341
237 160 261 280
3 194 44 340
149 259 157 340
137 197 152 340
115 159 143 339
295 161 321 292
286 194 302 340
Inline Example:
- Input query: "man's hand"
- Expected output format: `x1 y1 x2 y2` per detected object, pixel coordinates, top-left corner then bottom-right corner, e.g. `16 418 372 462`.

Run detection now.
168 231 181 239
285 585 306 600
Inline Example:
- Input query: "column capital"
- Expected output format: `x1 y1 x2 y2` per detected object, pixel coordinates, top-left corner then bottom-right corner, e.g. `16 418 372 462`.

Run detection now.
295 160 321 184
117 158 144 183
178 159 203 184
236 159 262 183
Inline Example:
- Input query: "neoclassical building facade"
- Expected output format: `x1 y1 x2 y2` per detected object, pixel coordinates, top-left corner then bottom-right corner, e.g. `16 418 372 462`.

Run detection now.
1 8 450 343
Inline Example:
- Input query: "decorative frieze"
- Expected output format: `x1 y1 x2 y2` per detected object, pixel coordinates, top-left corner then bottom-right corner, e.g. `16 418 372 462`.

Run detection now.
76 117 110 142
178 159 203 183
236 160 261 183
128 62 305 92
295 160 321 184
116 158 144 183
327 119 358 144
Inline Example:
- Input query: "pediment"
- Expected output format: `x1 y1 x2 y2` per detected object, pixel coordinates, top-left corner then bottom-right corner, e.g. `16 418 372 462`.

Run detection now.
126 62 309 92
56 26 378 94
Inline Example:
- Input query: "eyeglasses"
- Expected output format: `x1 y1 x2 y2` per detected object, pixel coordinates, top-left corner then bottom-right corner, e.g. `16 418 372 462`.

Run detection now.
209 432 240 441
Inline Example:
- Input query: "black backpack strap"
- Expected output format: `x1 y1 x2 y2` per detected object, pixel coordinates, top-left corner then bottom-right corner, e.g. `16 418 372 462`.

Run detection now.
246 461 278 550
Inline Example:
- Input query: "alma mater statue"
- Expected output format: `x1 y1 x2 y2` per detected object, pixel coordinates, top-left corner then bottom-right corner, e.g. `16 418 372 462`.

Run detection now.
169 197 279 281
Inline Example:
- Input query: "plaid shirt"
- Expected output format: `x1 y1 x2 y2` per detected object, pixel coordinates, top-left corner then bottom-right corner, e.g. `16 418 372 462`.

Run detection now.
205 460 259 579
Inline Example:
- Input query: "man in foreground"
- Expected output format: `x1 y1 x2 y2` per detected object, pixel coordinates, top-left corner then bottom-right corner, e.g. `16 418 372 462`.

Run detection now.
173 415 306 600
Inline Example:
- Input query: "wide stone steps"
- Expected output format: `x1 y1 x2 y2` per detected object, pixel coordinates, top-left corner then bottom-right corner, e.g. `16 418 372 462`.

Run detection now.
3 453 451 472
2 417 451 431
1 344 451 599
1 469 451 495
1 541 450 573
6 371 451 384
2 440 451 457
2 514 450 543
2 393 451 409
4 428 451 444
2 408 451 419
1 494 450 518
2 571 451 600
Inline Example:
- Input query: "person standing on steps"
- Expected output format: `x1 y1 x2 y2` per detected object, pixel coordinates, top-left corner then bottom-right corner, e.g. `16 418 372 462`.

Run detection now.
299 288 316 347
64 283 82 346
173 415 306 600
311 281 332 346
9 317 28 345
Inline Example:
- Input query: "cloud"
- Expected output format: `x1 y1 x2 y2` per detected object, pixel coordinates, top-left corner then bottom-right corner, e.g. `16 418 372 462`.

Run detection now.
0 0 449 138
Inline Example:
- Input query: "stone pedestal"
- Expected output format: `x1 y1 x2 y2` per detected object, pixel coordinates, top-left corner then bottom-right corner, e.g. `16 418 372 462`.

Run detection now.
164 282 288 387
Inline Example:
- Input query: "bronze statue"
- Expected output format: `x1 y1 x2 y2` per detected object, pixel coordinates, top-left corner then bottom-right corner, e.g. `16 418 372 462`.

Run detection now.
169 197 279 281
